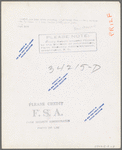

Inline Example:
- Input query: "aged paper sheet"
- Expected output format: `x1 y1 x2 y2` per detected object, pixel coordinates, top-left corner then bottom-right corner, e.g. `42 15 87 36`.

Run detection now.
2 2 120 148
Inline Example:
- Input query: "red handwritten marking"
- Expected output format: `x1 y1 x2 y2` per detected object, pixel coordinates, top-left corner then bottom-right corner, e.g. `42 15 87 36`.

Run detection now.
109 32 114 36
109 27 114 31
107 13 114 36
107 13 112 18
109 18 113 23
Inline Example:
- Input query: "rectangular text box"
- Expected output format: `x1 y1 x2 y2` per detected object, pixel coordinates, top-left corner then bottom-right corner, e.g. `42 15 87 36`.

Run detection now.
39 32 97 53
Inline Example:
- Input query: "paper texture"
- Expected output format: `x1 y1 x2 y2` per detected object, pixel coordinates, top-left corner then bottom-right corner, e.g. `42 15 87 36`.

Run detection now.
2 2 120 148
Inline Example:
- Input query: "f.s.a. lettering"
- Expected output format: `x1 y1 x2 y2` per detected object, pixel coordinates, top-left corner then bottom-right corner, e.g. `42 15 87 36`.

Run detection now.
33 109 63 117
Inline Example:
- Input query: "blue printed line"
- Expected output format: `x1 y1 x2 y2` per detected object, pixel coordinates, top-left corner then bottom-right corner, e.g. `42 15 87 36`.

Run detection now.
29 39 34 45
21 44 33 58
53 84 59 90
87 116 90 120
89 108 102 120
62 73 68 78
94 108 103 116
26 44 33 52
16 39 34 60
84 103 104 122
48 73 68 91
98 103 104 109
89 115 95 120
59 78 67 85
88 107 97 115
21 49 25 54
89 103 104 116
19 43 27 53
54 81 59 86
53 78 67 90
48 85 55 91
52 77 61 84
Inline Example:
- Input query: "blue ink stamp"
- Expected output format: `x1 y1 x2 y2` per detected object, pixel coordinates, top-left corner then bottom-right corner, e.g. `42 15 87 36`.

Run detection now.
16 39 34 60
84 103 104 122
48 73 68 91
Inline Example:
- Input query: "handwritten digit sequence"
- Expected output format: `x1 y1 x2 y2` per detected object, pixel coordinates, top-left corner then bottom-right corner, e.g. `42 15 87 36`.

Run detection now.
48 64 101 74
